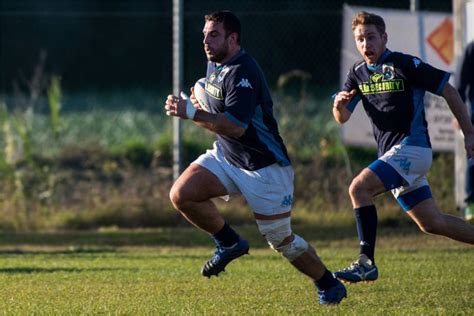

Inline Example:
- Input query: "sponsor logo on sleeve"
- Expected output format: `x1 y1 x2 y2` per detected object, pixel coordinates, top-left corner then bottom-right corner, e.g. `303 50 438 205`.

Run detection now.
236 78 253 89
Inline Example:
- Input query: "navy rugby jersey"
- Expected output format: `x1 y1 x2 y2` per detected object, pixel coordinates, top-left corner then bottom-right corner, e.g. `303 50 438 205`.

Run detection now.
456 41 474 117
203 49 290 171
343 49 450 157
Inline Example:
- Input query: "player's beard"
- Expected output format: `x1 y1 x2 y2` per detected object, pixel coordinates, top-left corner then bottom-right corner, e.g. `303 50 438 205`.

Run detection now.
207 42 230 63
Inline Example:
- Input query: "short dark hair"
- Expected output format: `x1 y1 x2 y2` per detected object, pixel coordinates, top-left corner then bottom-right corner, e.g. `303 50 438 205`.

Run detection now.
352 11 386 34
205 10 241 44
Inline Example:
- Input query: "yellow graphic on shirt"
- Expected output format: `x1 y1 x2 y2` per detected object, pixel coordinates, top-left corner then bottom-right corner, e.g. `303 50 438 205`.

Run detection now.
359 73 405 95
205 81 223 100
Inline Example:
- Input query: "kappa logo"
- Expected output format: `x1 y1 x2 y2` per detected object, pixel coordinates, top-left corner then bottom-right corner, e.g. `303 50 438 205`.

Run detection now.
236 78 253 89
412 57 421 68
393 157 411 175
281 195 293 207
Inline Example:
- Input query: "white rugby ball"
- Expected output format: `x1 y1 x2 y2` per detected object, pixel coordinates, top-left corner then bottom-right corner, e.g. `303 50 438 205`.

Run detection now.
193 78 210 112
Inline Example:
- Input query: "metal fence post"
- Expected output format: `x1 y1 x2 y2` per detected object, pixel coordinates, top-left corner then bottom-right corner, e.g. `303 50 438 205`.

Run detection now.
453 0 468 211
172 0 183 181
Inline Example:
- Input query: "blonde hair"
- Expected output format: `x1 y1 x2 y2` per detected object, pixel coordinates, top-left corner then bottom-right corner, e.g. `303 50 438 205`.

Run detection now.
352 11 386 34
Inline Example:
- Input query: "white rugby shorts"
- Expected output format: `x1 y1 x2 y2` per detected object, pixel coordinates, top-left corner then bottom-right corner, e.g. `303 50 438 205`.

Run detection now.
376 144 432 198
193 141 294 216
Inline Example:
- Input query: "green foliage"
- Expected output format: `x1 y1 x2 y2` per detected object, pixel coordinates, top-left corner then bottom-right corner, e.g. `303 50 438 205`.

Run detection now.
47 75 62 139
153 126 214 168
0 85 462 231
0 105 35 166
41 110 166 156
274 81 351 170
11 116 33 164
346 146 378 168
182 128 214 166
154 131 173 166
111 138 154 168
428 152 456 211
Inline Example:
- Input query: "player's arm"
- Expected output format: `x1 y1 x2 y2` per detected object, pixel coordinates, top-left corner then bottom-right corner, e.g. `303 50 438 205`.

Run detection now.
441 83 474 158
164 94 245 138
332 89 357 124
190 87 245 137
193 111 245 138
199 68 257 138
455 43 474 103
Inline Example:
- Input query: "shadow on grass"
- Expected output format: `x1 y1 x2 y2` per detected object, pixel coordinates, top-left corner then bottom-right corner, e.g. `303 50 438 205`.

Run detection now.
0 267 136 274
0 248 116 255
0 218 420 249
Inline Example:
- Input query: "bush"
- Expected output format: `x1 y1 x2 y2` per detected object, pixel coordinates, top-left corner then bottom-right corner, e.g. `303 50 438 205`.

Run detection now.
111 138 154 168
153 128 214 168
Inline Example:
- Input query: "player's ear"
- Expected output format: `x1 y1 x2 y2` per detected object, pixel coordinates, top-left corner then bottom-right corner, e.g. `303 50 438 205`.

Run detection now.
228 32 238 45
382 32 388 45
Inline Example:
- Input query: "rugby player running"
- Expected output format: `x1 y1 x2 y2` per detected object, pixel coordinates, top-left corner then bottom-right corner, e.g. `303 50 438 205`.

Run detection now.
332 11 474 284
164 10 346 304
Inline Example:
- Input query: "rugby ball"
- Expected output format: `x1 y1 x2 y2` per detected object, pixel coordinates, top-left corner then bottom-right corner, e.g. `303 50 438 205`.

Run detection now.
193 78 210 112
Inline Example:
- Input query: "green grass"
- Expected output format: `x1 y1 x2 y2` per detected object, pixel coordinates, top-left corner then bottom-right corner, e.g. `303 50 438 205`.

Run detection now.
0 223 472 314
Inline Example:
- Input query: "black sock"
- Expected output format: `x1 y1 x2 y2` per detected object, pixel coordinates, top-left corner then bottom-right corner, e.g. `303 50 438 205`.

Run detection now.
315 269 338 291
354 205 377 264
212 222 240 247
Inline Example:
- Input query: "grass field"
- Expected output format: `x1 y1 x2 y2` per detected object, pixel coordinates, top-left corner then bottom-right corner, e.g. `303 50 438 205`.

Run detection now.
0 222 472 315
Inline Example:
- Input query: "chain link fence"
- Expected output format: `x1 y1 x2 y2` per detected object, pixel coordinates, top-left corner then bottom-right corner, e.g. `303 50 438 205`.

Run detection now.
1 1 450 98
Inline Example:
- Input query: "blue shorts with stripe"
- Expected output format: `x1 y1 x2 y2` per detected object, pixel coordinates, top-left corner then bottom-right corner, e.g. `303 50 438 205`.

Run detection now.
368 144 433 211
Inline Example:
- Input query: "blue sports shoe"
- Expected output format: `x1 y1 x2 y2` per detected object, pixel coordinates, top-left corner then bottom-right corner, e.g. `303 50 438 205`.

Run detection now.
317 279 347 305
201 238 249 278
334 254 379 283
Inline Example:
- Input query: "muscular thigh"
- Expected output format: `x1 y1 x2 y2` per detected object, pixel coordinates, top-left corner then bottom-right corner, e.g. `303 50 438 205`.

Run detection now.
406 198 440 224
352 168 387 196
172 163 228 201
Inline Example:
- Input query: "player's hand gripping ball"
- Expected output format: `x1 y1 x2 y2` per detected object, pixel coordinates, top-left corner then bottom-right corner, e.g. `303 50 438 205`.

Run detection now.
193 78 210 112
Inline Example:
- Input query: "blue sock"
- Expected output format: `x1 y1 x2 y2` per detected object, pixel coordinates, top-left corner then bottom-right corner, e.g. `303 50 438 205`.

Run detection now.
212 222 240 247
354 205 377 264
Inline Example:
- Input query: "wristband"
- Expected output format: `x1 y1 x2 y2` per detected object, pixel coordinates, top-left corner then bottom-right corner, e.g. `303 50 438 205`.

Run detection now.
180 91 197 120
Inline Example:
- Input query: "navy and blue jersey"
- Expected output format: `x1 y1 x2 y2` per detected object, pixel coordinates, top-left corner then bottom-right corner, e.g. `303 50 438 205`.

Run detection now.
342 49 450 157
203 49 290 171
456 41 474 118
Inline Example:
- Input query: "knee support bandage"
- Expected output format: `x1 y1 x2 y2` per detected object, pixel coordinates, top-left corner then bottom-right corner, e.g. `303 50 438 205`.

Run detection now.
256 217 308 261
